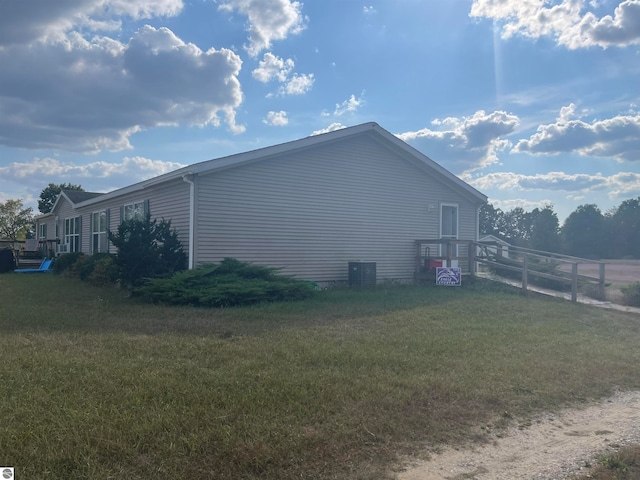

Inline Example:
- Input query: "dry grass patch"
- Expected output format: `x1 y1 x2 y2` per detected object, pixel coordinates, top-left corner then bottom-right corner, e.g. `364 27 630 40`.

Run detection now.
2 275 640 479
573 445 640 479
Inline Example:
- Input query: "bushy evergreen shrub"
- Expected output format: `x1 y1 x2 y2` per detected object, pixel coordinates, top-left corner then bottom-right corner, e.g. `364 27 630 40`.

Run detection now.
137 258 316 307
621 282 640 307
108 213 187 288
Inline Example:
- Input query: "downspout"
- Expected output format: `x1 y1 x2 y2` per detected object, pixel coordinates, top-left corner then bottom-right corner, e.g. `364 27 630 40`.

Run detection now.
182 174 195 269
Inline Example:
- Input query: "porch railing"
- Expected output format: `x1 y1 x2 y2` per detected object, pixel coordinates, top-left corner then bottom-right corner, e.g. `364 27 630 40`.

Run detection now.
415 239 606 303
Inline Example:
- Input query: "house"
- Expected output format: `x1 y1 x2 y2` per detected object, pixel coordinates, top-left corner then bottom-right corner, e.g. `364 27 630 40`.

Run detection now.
35 122 487 284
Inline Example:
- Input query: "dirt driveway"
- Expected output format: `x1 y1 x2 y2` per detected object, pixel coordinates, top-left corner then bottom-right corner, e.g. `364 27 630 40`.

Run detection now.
396 261 640 479
397 391 640 480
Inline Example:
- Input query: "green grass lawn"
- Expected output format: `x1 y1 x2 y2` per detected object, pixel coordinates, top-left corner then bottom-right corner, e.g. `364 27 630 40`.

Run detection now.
2 274 640 479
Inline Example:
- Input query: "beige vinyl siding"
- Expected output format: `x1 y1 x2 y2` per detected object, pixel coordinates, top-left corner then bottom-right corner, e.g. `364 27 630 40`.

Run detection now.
38 216 56 242
195 135 480 282
82 179 191 256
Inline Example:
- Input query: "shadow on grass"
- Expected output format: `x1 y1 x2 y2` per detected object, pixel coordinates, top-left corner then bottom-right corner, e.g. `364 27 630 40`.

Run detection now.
0 273 521 336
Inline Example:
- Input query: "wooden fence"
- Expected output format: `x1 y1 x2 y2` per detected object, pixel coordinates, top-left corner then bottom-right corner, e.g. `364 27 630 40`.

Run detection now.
415 239 605 302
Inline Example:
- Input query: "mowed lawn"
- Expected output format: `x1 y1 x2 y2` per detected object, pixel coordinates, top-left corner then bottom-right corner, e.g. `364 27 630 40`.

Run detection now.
2 275 640 479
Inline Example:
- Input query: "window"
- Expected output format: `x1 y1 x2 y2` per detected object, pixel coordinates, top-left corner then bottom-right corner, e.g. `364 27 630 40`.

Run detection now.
38 223 47 240
92 211 108 253
123 201 146 221
64 216 81 253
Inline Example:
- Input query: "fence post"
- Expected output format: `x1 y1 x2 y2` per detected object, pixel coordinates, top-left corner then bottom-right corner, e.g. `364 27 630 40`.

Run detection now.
571 263 578 303
599 263 605 300
522 254 528 296
468 241 476 276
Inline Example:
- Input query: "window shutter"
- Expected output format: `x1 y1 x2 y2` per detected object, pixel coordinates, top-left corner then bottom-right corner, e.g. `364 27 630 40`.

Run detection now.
105 209 111 252
120 206 124 223
144 199 150 217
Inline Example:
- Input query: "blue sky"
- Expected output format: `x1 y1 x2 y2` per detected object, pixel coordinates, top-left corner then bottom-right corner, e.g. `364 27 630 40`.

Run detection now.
1 0 640 222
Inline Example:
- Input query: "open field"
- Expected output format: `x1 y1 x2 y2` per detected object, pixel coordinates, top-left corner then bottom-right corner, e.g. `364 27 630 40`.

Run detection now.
560 260 640 303
2 274 640 479
571 259 640 285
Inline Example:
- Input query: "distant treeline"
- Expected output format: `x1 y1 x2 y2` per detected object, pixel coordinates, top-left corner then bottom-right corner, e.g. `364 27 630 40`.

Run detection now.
480 196 640 259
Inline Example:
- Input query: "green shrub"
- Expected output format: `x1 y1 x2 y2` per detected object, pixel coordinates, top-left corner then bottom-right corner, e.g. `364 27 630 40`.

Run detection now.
78 253 119 286
52 252 85 275
108 213 187 288
621 282 640 307
136 258 316 307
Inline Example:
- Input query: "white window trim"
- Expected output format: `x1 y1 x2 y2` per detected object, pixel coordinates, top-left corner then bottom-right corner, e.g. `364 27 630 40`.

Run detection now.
64 216 81 253
92 210 108 254
123 200 146 221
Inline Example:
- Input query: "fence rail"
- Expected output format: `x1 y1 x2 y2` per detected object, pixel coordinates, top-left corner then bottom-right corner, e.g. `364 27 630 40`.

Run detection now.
415 239 605 302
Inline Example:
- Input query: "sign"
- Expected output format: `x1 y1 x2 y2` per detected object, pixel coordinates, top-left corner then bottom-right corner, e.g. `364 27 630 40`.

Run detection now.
1 468 14 480
436 267 461 286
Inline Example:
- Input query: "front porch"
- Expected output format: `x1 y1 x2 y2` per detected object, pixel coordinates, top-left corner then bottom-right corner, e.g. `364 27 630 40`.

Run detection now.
0 239 59 268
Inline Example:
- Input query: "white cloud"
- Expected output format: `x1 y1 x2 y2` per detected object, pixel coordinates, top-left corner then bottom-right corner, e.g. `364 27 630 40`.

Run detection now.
397 110 520 173
218 0 306 57
0 156 186 197
470 170 640 198
470 0 640 49
363 6 377 15
0 0 183 47
489 197 556 213
0 25 244 152
311 123 348 136
334 93 365 116
263 110 288 126
252 52 313 96
513 105 640 162
252 52 294 82
279 73 315 95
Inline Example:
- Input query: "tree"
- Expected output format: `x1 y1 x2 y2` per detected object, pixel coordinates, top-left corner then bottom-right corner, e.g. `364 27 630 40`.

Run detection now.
501 207 533 244
0 199 33 241
108 213 187 288
529 205 560 252
38 183 84 214
479 203 504 236
609 197 640 258
561 204 606 258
